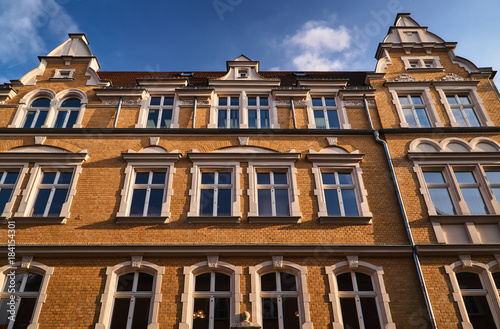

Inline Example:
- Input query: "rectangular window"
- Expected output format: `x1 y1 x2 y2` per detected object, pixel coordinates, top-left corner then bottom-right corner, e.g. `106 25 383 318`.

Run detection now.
447 94 480 127
199 171 232 216
23 110 48 128
398 95 431 127
32 170 72 217
0 170 19 215
217 96 239 128
256 171 290 216
312 97 339 129
129 170 166 217
55 110 79 128
248 96 270 129
321 171 359 216
147 96 174 128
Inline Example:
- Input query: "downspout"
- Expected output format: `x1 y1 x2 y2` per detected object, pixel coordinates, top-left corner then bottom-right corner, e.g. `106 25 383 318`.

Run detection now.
192 97 197 129
363 96 437 329
113 97 123 128
290 98 297 129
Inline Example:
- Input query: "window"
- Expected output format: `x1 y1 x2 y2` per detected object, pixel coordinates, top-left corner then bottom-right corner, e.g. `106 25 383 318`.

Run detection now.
398 95 431 127
147 96 174 128
388 87 442 128
32 170 73 217
23 98 50 128
0 261 53 329
248 96 270 129
401 56 442 70
321 171 359 216
238 69 248 78
129 170 166 217
312 97 339 129
256 171 290 217
217 96 239 128
199 171 232 217
446 94 480 127
52 69 75 79
55 98 80 128
0 170 21 217
456 272 497 328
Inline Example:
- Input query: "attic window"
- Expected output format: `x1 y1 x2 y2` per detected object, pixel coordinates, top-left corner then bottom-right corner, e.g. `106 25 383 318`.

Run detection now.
180 72 193 77
52 69 75 80
293 72 307 77
238 69 248 78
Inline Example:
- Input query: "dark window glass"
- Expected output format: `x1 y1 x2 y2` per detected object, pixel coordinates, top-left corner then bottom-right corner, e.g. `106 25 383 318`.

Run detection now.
325 98 336 106
4 172 19 185
66 111 79 128
137 273 154 291
423 172 446 184
32 189 51 216
261 273 277 291
492 272 500 289
341 190 359 216
163 97 174 106
457 272 483 289
312 98 322 107
360 297 381 329
273 173 287 185
58 172 73 185
110 298 130 329
0 189 13 213
260 110 270 128
3 273 23 292
31 98 50 108
338 173 352 185
195 273 211 292
41 172 57 184
160 109 172 128
117 273 135 291
356 272 373 291
322 173 335 185
280 272 297 291
131 297 151 329
150 97 161 106
230 110 239 128
327 110 340 128
218 98 227 106
214 298 230 329
0 299 11 326
260 98 269 106
274 189 290 216
33 111 47 128
282 297 300 329
200 189 214 216
248 97 257 106
201 173 215 185
230 98 239 106
135 172 149 184
415 108 431 127
324 189 340 216
262 298 279 329
130 189 147 216
214 273 230 291
257 173 270 185
428 188 456 215
248 110 257 128
314 110 326 129
218 172 231 185
336 273 354 291
217 189 231 216
23 111 37 128
147 110 159 128
340 298 361 329
218 110 227 128
258 189 272 216
12 297 37 329
193 298 210 329
54 111 67 128
24 273 43 292
152 172 166 185
147 189 164 216
61 98 81 107
463 295 497 329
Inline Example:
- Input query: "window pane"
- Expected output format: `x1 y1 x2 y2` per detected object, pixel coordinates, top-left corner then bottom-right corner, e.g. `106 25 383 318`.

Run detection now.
280 272 297 291
152 172 166 185
324 189 341 216
486 171 500 184
248 97 257 106
423 172 446 184
147 189 164 216
275 189 290 216
218 172 231 185
201 173 215 185
23 111 36 128
32 189 50 216
461 188 488 215
464 107 480 127
163 97 174 106
355 272 374 291
411 96 423 105
459 96 471 104
230 98 239 106
147 110 159 128
200 189 214 216
13 297 37 329
428 188 456 215
248 109 257 128
42 172 57 184
258 189 272 216
493 272 500 289
66 110 79 128
150 97 161 106
193 298 210 329
336 273 353 291
463 295 497 329
327 110 340 129
452 108 467 127
218 97 227 106
492 188 500 203
137 273 154 291
214 298 230 329
62 98 81 107
131 298 151 329
260 98 269 106
261 273 277 291
273 173 287 185
262 298 279 329
0 299 11 326
340 298 361 329
24 273 43 292
217 189 231 216
360 297 382 329
58 172 73 185
403 108 417 127
34 111 47 128
260 110 270 128
218 110 227 128
195 273 211 291
31 98 50 107
325 98 336 106
321 173 336 185
282 297 300 329
54 111 67 128
130 189 147 216
3 273 23 292
257 173 270 185
4 172 19 185
341 189 359 216
230 110 239 128
338 173 352 185
398 96 410 105
447 96 458 104
415 107 431 127
160 109 172 128
312 98 322 107
214 272 230 291
110 298 131 329
314 110 326 129
117 273 135 291
457 272 483 289
135 172 149 184
0 189 13 213
455 171 476 184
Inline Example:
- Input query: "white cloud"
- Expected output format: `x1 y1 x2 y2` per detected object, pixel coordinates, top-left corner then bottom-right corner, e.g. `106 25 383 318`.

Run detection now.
0 0 78 65
292 53 344 71
288 22 350 53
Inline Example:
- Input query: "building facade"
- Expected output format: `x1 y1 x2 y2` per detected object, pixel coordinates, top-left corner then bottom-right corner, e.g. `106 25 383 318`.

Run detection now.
0 13 498 329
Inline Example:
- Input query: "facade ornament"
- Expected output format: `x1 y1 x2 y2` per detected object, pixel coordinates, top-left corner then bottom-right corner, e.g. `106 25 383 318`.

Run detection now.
326 137 337 146
293 100 308 106
459 255 472 268
102 101 119 106
441 73 464 81
272 256 283 269
343 100 363 107
197 100 210 106
275 100 291 106
21 256 34 269
149 137 160 146
393 74 416 82
179 100 194 106
131 256 143 268
347 255 359 268
207 255 219 268
34 136 46 145
238 137 249 146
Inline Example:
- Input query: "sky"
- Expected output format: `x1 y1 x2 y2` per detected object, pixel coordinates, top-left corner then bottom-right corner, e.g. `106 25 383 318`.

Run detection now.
0 0 499 84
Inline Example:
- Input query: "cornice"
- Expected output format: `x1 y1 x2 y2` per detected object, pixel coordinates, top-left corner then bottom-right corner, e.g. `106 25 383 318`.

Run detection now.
416 244 500 256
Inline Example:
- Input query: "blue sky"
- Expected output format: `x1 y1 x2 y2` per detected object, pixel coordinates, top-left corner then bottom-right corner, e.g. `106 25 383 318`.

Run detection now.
1 0 499 84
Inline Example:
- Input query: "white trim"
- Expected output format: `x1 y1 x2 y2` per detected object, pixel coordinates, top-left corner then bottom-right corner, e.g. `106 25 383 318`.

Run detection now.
388 86 442 128
52 69 75 79
401 56 442 70
306 95 350 129
0 164 29 218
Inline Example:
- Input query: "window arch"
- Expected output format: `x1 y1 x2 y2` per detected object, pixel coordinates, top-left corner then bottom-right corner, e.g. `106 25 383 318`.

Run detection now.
325 260 395 329
0 261 54 329
249 260 313 329
54 98 81 128
179 259 242 329
51 89 87 128
8 88 55 128
96 259 164 329
23 98 51 128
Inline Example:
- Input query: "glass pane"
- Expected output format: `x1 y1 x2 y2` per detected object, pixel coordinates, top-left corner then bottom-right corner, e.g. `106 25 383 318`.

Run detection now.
117 273 135 291
3 273 24 292
230 97 239 106
398 96 410 105
258 189 272 216
452 108 467 127
147 189 164 216
163 97 174 106
137 273 154 291
282 297 300 329
492 272 500 289
275 189 290 216
486 171 500 184
341 189 359 216
325 98 336 106
218 172 231 185
218 110 227 128
130 189 147 216
62 98 81 107
13 297 36 329
214 273 230 291
327 110 340 129
459 96 471 104
42 172 57 184
457 272 483 289
461 188 488 215
217 189 231 216
160 109 172 128
230 110 239 128
110 298 130 329
31 98 50 107
195 273 211 292
312 98 322 107
218 97 227 106
463 295 497 329
324 189 341 216
248 97 257 106
152 172 166 185
147 109 159 128
411 96 423 105
360 297 382 329
32 189 50 216
261 273 277 291
428 188 456 215
4 172 19 185
201 173 215 185
415 107 431 127
193 298 210 329
135 172 149 185
338 173 352 185
257 173 270 185
322 173 336 185
492 188 500 203
262 298 279 329
248 110 257 128
150 97 161 106
0 189 13 213
464 107 480 127
273 173 287 185
336 273 353 291
24 273 43 292
260 110 270 128
200 189 214 216
54 111 67 128
23 111 36 128
355 272 373 291
214 298 230 329
260 97 269 106
423 172 445 184
403 108 417 127
131 297 151 329
280 272 297 291
455 171 476 184
314 110 326 129
34 111 47 128
447 96 458 104
0 299 11 326
66 110 79 128
340 298 361 329
58 172 73 185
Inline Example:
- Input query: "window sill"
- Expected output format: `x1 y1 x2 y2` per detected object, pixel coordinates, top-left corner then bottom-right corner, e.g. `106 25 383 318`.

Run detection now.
248 216 301 224
319 216 372 224
49 77 74 82
115 216 168 224
7 216 67 224
188 216 241 224
430 214 500 224
405 67 444 72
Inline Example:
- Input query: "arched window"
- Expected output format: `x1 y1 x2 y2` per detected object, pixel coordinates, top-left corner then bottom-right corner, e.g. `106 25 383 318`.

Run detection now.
23 98 50 128
456 272 496 328
55 98 81 128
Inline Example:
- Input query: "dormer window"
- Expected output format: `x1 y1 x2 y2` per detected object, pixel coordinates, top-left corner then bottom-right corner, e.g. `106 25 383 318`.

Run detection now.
180 72 193 77
237 69 248 78
293 72 307 77
402 56 442 70
52 69 75 80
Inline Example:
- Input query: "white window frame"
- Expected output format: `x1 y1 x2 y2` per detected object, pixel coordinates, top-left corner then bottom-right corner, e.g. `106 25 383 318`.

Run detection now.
53 98 81 128
96 259 164 329
249 259 313 329
247 95 270 129
401 56 442 70
216 95 240 129
326 260 396 329
31 169 73 218
0 261 54 329
307 95 350 129
52 69 75 79
0 165 29 218
179 259 242 329
146 95 175 128
116 148 180 224
136 94 180 129
388 86 442 128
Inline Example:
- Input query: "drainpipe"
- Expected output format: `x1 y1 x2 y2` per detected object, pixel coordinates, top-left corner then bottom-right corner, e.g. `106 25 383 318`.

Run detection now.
290 98 297 129
363 96 437 329
192 97 197 129
113 97 123 128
